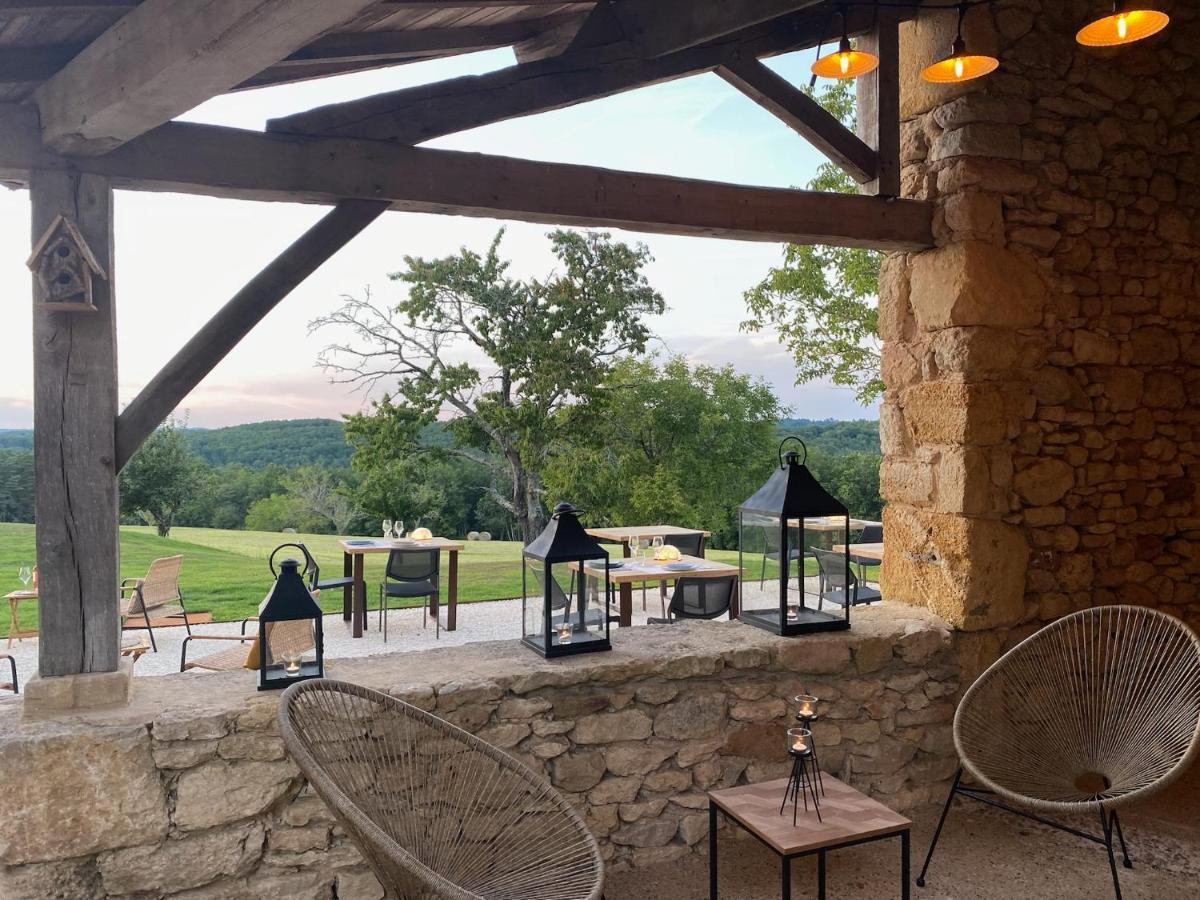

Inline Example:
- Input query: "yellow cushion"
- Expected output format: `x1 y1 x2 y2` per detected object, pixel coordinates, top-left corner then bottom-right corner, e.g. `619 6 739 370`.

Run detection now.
244 636 262 669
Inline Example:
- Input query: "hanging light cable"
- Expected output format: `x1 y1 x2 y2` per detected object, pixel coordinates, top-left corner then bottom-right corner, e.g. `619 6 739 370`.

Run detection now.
921 1 999 83
1077 1 1169 47
811 5 879 79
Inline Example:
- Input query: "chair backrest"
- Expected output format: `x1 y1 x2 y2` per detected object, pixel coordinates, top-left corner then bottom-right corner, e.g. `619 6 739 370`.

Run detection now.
955 605 1200 812
663 532 704 557
857 523 883 543
669 576 735 620
278 679 604 900
530 565 573 611
811 547 853 590
138 555 183 611
385 549 439 585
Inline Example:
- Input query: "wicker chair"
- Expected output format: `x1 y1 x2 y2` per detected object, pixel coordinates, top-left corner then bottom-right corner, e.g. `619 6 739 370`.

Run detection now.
119 555 191 652
279 679 605 900
917 605 1200 900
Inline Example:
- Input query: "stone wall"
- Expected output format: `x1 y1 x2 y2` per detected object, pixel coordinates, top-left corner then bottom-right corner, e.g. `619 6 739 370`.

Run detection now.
880 0 1200 648
0 607 957 899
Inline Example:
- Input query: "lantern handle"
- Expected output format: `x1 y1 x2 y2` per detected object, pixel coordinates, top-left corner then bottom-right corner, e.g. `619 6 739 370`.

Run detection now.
269 543 312 579
778 436 808 467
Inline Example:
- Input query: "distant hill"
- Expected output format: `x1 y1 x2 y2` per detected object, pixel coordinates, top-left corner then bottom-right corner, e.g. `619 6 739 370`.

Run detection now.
186 419 352 468
778 418 880 456
0 430 33 451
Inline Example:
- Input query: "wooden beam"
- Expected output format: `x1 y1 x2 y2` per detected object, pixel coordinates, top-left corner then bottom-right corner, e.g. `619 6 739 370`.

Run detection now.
856 9 900 197
0 108 933 251
0 44 85 84
30 168 121 676
514 9 596 63
33 0 380 155
717 57 877 184
277 22 543 66
611 0 824 59
0 1 135 11
269 6 861 143
380 1 592 6
115 200 387 469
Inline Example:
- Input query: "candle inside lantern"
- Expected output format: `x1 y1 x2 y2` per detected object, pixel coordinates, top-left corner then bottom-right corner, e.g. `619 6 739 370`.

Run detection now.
787 603 800 621
282 650 303 676
557 622 573 644
786 727 812 756
795 693 818 719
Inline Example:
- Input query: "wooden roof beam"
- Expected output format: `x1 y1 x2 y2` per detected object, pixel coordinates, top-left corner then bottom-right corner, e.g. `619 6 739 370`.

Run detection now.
611 0 826 59
716 57 877 184
0 1 135 11
268 5 876 144
275 22 547 67
0 107 934 252
33 0 381 155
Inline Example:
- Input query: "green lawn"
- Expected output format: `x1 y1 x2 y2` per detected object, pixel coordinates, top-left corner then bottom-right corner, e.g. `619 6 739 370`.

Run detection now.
0 523 876 636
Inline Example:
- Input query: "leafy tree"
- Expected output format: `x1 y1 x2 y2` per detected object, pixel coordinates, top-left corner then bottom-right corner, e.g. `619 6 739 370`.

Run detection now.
542 356 784 548
806 449 883 520
243 492 327 533
0 451 34 523
315 228 665 542
742 78 883 404
120 419 203 537
291 467 365 534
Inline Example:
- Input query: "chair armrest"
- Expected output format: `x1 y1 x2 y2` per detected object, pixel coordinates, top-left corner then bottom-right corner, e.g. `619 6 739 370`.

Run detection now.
180 633 252 672
240 616 259 636
121 578 145 588
119 583 143 595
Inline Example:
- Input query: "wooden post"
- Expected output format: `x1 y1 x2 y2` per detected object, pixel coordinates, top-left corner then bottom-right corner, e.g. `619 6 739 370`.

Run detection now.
856 10 900 198
30 169 120 677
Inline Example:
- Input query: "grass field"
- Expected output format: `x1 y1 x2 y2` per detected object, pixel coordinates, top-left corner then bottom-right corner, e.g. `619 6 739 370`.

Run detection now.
0 523 873 636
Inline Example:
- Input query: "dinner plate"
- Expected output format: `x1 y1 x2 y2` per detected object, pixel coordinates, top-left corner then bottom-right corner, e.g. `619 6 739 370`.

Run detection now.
665 562 697 571
344 540 375 546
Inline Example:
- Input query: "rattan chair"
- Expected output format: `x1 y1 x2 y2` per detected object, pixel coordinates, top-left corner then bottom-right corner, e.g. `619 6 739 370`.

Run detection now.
119 555 191 652
278 679 605 900
917 605 1200 900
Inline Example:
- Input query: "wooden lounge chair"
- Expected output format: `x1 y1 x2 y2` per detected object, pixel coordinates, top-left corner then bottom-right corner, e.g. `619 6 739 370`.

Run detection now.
180 617 314 673
120 555 192 652
279 679 604 900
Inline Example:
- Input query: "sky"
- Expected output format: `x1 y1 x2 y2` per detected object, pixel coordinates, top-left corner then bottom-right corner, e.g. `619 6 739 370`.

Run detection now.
0 47 880 430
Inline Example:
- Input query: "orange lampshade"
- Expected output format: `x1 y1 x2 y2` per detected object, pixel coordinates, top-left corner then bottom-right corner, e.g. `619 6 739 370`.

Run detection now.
921 36 999 84
811 36 879 80
1076 7 1169 46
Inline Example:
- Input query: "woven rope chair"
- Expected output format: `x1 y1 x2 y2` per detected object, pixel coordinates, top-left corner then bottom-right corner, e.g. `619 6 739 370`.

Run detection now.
279 679 604 900
918 605 1200 899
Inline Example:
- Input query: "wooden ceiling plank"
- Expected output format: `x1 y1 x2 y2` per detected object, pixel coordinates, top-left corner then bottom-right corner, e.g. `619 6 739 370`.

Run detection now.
856 8 900 197
0 42 86 83
277 21 539 66
716 57 877 184
33 0 382 155
611 0 825 59
0 1 137 11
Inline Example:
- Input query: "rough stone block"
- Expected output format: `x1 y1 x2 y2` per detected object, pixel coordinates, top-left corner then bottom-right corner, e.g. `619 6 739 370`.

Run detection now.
910 241 1046 332
98 821 264 895
174 759 299 832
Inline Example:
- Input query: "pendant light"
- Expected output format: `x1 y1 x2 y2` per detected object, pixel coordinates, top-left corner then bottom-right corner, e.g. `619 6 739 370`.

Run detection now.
921 2 999 83
1077 2 1169 47
811 6 879 80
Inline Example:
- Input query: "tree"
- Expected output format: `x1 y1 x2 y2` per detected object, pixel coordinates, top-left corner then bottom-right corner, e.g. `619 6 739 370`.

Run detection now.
291 467 365 534
315 228 665 542
741 78 884 404
120 419 203 537
542 356 784 547
243 492 327 533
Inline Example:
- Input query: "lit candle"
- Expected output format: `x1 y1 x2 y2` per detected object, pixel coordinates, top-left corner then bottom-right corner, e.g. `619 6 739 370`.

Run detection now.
282 651 303 675
792 734 808 752
787 604 800 621
796 694 818 720
557 622 573 644
787 727 812 755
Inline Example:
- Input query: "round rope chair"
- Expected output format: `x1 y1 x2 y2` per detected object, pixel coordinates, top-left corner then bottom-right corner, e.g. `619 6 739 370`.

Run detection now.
917 606 1200 899
278 679 604 900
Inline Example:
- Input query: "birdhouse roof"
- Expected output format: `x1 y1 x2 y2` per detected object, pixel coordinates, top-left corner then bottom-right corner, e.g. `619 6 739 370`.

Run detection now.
27 215 107 278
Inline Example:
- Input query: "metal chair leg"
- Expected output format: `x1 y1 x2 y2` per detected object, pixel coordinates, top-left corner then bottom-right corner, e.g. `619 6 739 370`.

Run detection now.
1100 806 1124 900
916 766 962 888
1111 810 1132 868
5 655 16 694
144 612 158 653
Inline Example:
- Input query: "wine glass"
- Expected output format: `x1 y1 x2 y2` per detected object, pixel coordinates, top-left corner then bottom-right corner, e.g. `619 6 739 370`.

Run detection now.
628 537 641 563
652 536 664 560
18 565 32 589
382 519 392 539
395 520 405 540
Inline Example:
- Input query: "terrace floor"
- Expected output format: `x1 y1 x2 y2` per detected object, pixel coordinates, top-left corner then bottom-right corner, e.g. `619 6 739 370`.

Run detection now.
609 761 1200 899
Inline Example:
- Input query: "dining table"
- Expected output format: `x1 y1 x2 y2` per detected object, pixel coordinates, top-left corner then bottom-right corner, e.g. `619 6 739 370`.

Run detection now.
584 525 713 627
832 542 884 562
338 537 465 638
572 553 739 626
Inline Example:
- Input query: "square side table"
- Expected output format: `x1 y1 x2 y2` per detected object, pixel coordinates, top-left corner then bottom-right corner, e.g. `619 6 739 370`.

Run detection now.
708 774 911 899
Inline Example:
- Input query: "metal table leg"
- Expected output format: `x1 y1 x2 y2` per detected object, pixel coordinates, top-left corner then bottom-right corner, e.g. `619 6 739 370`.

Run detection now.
781 854 790 898
709 804 718 900
818 850 826 899
902 829 910 900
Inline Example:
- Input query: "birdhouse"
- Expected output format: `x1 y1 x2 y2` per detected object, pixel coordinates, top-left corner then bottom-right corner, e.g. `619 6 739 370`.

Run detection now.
27 215 106 313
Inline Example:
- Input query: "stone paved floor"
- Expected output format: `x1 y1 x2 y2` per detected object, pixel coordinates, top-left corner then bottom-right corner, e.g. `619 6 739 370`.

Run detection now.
608 762 1200 899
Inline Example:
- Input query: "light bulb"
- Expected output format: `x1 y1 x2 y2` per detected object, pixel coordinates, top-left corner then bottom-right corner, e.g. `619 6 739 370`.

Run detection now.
954 57 964 79
839 53 850 75
1117 13 1128 39
1077 7 1169 47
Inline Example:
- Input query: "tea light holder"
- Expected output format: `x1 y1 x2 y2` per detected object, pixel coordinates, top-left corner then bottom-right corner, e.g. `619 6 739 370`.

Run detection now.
794 693 825 796
780 727 822 825
556 622 573 645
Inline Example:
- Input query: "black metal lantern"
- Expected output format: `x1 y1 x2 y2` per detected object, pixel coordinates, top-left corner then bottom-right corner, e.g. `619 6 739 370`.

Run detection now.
258 555 325 690
522 502 611 658
738 437 852 635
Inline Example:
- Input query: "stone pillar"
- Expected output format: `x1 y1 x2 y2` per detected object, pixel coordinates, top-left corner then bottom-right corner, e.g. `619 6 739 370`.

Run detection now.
27 169 129 706
880 1 1200 632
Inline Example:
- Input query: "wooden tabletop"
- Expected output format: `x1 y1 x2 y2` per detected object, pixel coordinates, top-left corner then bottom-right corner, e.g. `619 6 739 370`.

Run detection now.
709 775 910 855
572 555 738 584
338 537 465 553
834 542 884 561
784 517 872 531
586 525 711 542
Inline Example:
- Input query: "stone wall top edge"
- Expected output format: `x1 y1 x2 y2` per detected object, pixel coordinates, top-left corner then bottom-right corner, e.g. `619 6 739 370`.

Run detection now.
0 604 950 736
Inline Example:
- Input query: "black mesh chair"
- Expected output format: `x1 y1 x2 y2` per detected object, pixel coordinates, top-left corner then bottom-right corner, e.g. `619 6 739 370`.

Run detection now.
812 547 881 608
287 542 359 623
648 575 736 624
663 532 705 557
848 523 883 583
378 549 440 642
